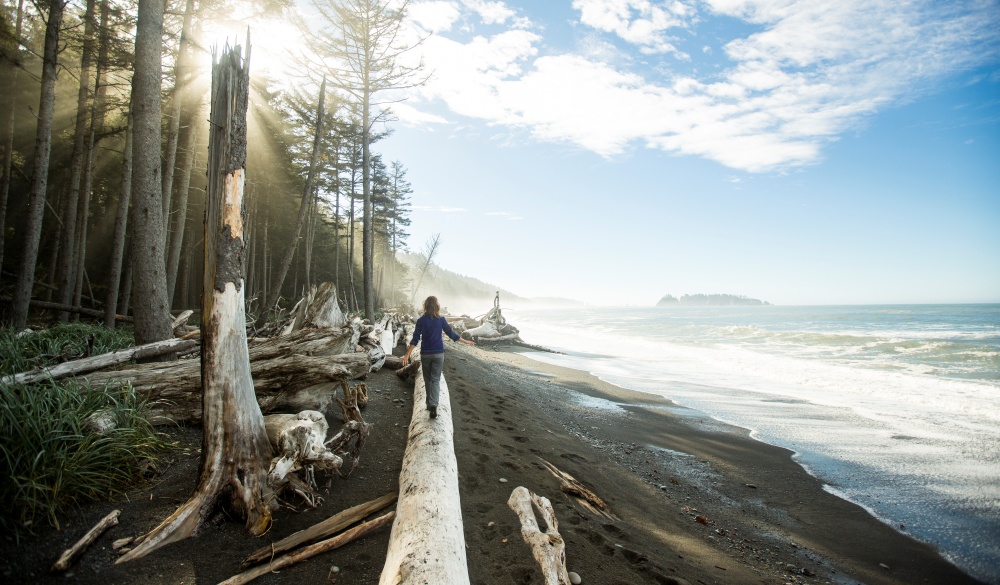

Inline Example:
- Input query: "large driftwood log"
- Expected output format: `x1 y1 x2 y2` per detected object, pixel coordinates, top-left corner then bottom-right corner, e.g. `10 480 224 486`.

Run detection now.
117 46 273 563
379 369 470 585
241 492 397 568
220 511 395 585
80 330 368 424
507 487 570 585
51 509 120 572
1 337 198 386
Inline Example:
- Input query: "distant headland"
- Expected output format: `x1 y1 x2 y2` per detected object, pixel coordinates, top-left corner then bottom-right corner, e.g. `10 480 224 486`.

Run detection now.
656 294 771 306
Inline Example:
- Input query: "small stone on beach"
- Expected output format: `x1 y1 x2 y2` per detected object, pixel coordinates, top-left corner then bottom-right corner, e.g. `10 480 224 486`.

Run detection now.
568 571 582 584
745 483 758 489
499 478 508 483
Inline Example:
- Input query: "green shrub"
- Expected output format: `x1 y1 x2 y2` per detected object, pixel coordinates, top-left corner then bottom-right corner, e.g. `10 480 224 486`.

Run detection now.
0 377 167 535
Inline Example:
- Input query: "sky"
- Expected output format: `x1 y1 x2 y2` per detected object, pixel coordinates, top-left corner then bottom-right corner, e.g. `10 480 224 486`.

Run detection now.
325 0 1000 306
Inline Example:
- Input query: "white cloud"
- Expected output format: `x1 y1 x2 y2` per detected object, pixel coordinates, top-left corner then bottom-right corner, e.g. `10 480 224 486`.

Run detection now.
402 0 1000 172
408 1 462 33
461 0 516 25
572 0 697 55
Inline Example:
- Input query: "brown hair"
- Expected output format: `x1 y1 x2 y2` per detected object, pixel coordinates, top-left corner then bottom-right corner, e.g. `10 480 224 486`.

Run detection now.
423 296 440 318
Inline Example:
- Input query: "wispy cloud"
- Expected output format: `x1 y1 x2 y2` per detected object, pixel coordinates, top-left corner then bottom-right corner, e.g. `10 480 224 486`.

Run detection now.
485 211 524 220
400 0 1000 172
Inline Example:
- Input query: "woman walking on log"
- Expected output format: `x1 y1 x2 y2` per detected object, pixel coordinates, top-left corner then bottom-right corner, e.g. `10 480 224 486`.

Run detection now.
402 296 476 418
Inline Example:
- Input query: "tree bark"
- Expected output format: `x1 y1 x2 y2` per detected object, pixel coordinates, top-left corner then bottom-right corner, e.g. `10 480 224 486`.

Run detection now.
54 0 98 323
104 114 133 328
9 0 65 330
117 42 271 563
160 0 196 236
128 0 173 346
71 0 112 320
0 0 25 271
166 100 202 308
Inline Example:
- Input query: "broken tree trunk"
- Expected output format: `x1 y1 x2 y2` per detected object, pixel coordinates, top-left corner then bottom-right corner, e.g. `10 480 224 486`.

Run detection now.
241 492 397 568
379 368 470 585
118 43 273 563
282 281 348 334
1 337 197 386
507 487 570 585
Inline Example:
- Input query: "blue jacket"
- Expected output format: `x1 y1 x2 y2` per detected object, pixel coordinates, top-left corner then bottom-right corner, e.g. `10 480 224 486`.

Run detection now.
411 314 460 354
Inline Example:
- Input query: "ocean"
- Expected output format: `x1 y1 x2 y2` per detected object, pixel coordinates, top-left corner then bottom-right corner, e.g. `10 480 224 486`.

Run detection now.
508 304 1000 584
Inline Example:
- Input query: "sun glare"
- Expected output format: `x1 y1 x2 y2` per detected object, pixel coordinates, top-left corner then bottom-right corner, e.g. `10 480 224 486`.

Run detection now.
197 8 309 86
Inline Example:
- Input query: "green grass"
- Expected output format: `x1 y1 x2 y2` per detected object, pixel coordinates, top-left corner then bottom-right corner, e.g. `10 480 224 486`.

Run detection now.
0 325 168 536
0 324 135 377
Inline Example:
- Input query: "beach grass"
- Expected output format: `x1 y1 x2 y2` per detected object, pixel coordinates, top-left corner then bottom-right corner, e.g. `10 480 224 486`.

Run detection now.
0 325 167 537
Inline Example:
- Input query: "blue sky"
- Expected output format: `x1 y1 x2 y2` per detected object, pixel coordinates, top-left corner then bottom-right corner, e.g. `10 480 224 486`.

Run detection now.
364 0 1000 306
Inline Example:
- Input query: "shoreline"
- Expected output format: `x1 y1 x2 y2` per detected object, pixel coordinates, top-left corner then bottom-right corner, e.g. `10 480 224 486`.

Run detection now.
1 340 986 584
449 342 985 584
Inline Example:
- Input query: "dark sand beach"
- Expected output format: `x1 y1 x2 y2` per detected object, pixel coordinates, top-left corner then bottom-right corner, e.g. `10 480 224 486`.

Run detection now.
1 343 983 584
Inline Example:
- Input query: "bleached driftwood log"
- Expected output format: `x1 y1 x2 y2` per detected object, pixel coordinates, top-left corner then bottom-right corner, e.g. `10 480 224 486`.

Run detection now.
80 329 368 424
379 368 470 585
51 509 120 572
241 492 397 568
507 487 570 585
220 511 395 585
539 458 615 520
1 337 198 386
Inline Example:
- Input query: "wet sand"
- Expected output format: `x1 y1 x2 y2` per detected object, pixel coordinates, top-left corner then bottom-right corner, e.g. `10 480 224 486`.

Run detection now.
1 342 983 584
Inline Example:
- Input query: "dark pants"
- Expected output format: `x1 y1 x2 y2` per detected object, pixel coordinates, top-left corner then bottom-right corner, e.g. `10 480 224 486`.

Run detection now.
421 353 444 409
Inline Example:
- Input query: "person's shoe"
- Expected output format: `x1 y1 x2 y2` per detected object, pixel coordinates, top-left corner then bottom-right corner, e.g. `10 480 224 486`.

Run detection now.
429 406 437 418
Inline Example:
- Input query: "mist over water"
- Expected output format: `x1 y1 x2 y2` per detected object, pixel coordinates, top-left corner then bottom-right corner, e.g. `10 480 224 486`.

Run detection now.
510 304 1000 584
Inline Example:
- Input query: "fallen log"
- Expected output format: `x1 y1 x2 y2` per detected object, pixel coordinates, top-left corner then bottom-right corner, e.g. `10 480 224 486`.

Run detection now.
1 337 198 386
241 492 397 568
87 352 371 425
379 369 469 585
383 355 404 370
220 511 396 585
51 509 120 572
507 487 570 585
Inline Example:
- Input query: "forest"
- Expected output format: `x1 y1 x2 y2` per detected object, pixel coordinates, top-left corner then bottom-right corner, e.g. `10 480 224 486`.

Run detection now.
0 0 419 340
